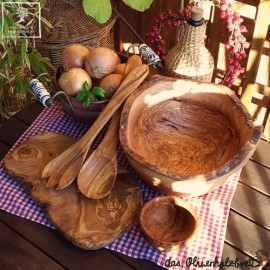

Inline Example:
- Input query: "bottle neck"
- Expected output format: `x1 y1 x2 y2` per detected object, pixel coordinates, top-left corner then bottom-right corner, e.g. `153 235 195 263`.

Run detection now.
187 17 204 27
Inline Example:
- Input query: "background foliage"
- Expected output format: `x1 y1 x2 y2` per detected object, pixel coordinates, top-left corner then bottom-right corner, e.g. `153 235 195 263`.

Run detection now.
0 0 55 123
83 0 153 23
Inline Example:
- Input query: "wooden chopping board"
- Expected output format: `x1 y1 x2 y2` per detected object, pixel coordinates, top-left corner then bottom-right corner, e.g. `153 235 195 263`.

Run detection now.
3 132 143 250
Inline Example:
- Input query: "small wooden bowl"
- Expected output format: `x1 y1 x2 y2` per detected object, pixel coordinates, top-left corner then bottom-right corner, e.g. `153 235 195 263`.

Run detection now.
120 75 262 197
139 196 199 252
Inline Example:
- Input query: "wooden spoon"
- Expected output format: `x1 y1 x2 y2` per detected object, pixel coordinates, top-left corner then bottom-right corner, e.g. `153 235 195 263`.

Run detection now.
42 63 149 189
77 108 121 199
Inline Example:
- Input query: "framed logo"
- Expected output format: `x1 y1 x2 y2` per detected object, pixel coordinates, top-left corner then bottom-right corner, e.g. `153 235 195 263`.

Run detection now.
1 2 41 38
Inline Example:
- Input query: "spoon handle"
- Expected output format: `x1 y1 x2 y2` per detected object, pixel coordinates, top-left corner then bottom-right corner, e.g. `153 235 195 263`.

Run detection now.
92 108 121 153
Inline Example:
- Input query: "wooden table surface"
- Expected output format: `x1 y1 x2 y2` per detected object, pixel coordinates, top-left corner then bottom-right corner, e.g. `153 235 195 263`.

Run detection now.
0 102 269 270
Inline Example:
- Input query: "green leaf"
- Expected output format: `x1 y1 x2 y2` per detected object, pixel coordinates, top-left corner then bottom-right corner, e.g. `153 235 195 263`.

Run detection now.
76 91 87 101
20 38 27 65
40 0 47 6
6 48 13 68
122 0 153 12
2 14 12 39
24 52 31 71
91 87 105 100
40 16 53 29
28 53 42 75
4 14 15 33
83 81 91 92
83 0 112 24
22 77 30 94
33 50 55 70
1 50 7 60
29 51 51 75
15 75 24 93
83 94 92 108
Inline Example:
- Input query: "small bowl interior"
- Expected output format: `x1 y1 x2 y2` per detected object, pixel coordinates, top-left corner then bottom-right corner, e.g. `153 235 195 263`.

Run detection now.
140 196 198 245
123 78 255 177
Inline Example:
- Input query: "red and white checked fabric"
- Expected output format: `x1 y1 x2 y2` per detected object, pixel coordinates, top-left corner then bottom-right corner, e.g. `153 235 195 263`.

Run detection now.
0 103 239 269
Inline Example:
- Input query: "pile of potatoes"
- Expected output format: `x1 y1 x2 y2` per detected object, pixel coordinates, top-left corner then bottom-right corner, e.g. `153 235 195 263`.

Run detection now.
58 43 126 100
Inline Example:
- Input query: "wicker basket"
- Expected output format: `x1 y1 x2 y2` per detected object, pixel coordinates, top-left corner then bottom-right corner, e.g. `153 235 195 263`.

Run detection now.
37 0 116 68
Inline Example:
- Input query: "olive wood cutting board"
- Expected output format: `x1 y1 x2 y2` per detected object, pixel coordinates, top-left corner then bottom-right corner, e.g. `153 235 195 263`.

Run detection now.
3 132 143 250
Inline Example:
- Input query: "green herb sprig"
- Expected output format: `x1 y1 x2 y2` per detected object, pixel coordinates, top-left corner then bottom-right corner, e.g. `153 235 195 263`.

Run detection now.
76 81 106 108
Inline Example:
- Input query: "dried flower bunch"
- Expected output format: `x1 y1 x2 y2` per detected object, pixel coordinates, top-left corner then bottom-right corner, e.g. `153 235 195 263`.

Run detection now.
145 0 250 88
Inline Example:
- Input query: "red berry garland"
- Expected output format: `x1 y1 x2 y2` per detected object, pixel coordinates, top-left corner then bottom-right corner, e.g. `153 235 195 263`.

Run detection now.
218 0 250 87
145 1 250 88
145 7 191 62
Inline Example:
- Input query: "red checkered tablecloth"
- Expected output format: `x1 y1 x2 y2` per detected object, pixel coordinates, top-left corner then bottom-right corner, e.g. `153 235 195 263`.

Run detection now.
0 103 240 269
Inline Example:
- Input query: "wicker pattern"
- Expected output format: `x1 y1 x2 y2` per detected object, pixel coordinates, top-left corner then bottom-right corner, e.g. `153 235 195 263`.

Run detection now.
163 22 214 82
37 0 116 68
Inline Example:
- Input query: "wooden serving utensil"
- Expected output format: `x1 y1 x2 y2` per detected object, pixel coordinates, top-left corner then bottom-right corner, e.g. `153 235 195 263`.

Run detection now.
42 63 149 189
77 108 121 199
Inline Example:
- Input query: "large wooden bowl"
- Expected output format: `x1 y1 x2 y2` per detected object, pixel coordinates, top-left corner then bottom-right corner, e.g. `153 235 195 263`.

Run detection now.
120 75 262 197
139 196 199 252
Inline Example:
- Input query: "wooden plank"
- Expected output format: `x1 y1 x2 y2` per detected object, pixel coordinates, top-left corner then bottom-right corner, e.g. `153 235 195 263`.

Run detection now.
14 101 44 126
0 221 64 270
0 210 136 270
225 211 270 257
251 139 270 167
241 0 270 92
109 250 165 270
114 0 144 51
231 182 270 229
0 141 10 161
240 160 270 196
222 243 260 270
0 118 28 147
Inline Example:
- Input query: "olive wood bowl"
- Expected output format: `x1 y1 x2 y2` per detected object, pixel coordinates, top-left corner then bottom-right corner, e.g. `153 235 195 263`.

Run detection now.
120 75 262 197
139 196 199 252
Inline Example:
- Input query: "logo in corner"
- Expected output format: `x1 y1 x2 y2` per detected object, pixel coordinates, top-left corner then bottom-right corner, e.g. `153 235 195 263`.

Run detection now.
255 249 269 269
1 2 41 38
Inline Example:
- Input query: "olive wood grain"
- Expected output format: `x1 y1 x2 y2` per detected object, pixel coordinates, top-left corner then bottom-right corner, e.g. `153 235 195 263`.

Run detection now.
120 75 262 197
77 108 121 199
42 64 149 189
4 132 143 250
122 55 142 80
139 196 199 252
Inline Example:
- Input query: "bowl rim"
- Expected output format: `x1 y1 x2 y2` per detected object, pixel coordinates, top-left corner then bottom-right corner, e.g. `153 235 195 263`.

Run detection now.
139 195 199 246
120 75 263 183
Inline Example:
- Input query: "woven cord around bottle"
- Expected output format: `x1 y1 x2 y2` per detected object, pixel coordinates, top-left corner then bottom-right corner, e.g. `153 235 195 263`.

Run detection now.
164 22 214 81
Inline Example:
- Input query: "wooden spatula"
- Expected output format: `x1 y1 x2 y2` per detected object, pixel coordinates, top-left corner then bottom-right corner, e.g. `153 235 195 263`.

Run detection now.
42 63 149 189
77 108 121 199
